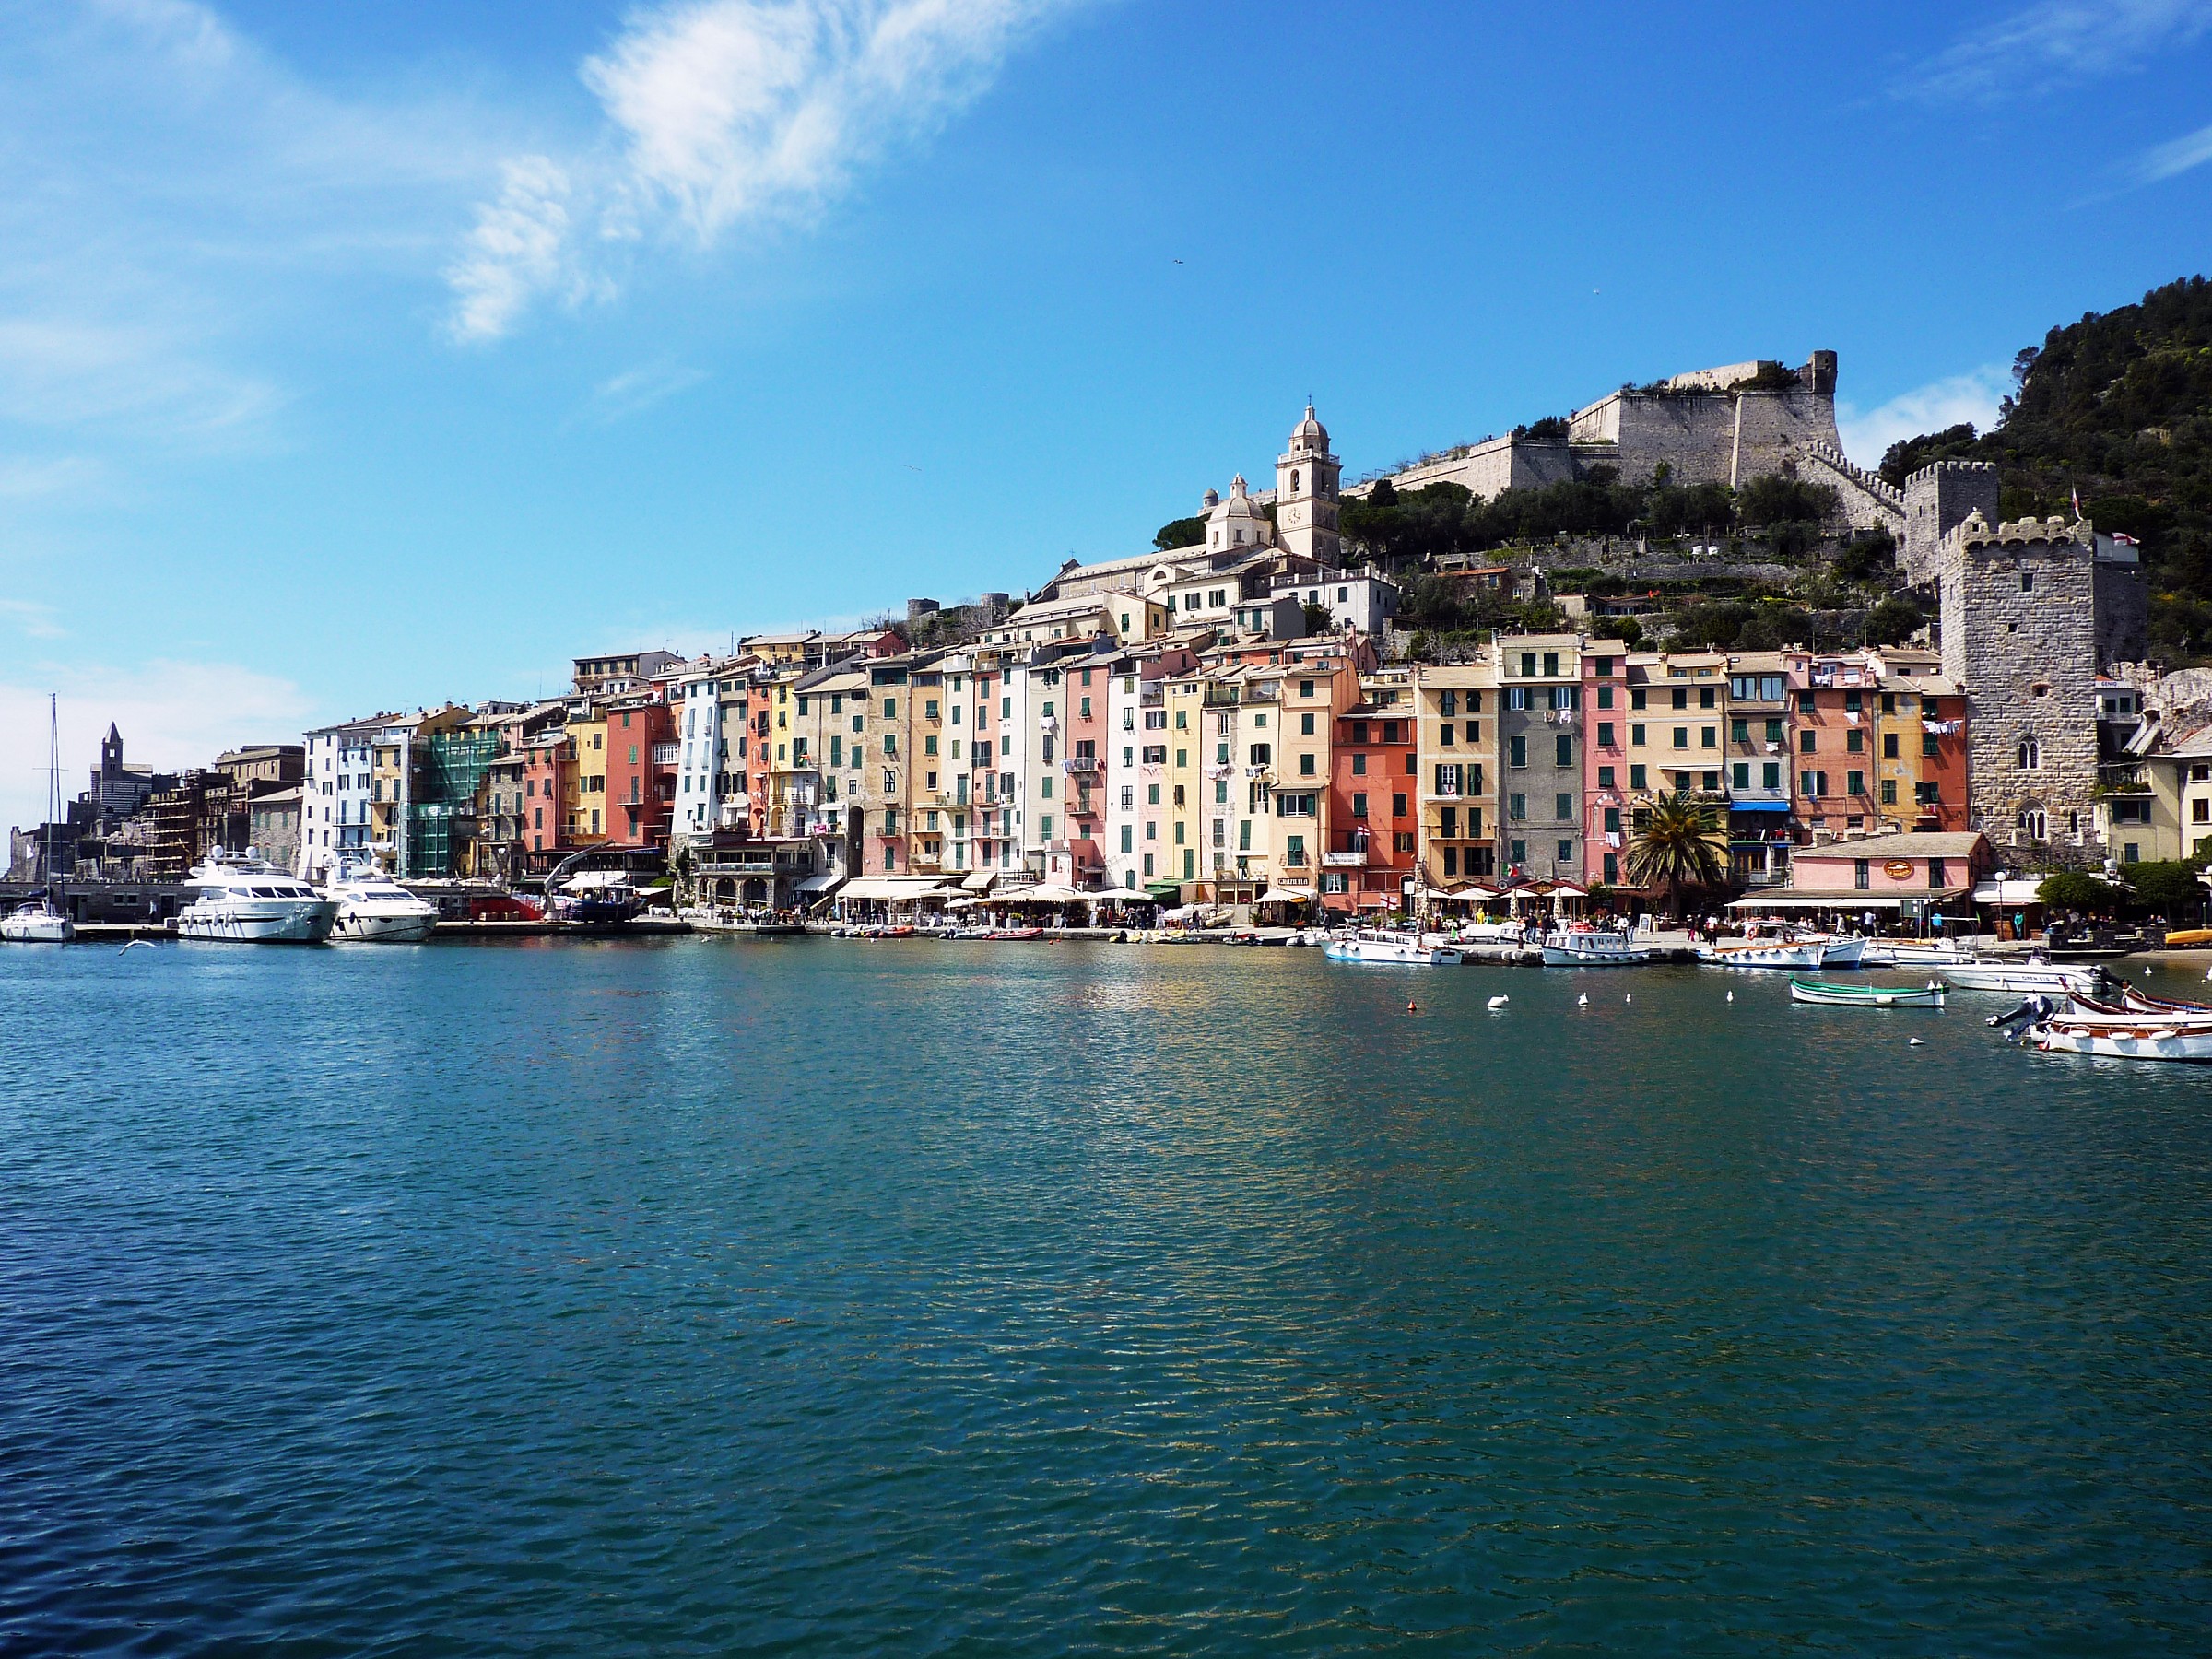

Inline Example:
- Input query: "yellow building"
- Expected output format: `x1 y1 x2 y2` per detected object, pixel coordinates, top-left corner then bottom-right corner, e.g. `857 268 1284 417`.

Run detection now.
1412 662 1500 893
567 708 610 844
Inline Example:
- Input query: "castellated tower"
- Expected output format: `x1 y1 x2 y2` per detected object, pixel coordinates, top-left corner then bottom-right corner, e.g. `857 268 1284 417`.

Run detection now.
1901 459 2001 585
1929 500 2103 854
1276 406 1341 566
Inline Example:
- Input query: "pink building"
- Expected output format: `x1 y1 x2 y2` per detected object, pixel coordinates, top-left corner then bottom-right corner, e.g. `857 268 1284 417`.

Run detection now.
1783 830 1990 912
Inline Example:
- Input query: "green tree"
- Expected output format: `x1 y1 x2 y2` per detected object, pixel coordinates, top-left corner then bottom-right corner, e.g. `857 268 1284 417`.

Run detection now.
1301 601 1333 636
1865 595 1924 646
2036 870 2116 912
2125 860 2207 921
1154 515 1206 551
1624 791 1729 921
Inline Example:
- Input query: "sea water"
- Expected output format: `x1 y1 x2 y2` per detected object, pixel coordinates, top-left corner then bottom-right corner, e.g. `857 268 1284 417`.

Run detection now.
3 938 2209 1653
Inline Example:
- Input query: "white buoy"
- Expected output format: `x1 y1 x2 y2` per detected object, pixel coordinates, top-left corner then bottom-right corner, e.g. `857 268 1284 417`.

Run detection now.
1488 994 1509 1010
1577 994 1589 1007
1725 990 1734 1002
1625 994 1632 1003
1909 1038 1924 1047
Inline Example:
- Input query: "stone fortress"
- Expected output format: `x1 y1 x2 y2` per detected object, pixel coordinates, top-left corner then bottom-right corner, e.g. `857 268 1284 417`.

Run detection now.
1302 352 2152 857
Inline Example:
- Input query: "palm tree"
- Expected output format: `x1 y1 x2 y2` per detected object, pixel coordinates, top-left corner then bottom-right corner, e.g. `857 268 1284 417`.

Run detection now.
1624 790 1729 923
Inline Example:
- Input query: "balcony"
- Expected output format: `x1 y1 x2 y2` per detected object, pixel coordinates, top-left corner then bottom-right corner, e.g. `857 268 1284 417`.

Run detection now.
1063 756 1100 774
1323 849 1370 868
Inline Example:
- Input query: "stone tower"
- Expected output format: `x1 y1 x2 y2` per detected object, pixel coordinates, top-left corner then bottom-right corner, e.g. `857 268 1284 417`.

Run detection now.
1901 459 2000 584
1934 507 2103 855
1275 405 1341 566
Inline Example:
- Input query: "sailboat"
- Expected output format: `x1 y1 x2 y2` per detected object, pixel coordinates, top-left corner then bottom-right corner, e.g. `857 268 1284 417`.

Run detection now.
2 696 76 944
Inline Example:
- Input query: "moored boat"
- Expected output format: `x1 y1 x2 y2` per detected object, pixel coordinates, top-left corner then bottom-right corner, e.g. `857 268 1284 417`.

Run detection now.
0 897 73 944
323 863 439 943
1540 928 1653 967
1324 929 1464 966
2113 982 2212 1015
1697 937 1827 971
1816 936 1868 969
177 851 338 943
1938 958 2104 995
1789 977 1947 1008
2030 1017 2212 1062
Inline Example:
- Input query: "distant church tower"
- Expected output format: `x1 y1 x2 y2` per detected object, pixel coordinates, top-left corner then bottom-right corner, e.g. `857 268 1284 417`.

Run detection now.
1276 405 1341 566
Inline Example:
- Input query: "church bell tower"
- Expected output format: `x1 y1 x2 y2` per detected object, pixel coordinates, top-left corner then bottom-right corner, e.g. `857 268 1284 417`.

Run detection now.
1275 405 1341 566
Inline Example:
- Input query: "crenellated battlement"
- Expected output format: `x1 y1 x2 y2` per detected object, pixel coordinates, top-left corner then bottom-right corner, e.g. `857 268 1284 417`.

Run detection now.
1904 458 1998 490
1948 510 2092 552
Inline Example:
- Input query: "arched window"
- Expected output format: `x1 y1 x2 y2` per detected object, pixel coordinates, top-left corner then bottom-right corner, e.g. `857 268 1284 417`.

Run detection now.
2018 738 2041 769
1291 469 1300 493
2017 806 2047 841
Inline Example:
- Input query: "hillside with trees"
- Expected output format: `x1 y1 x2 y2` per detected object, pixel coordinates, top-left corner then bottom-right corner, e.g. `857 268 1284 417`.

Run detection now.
1879 275 2212 662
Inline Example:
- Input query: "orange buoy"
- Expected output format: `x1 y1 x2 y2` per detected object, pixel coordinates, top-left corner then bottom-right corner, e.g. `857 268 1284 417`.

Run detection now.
1406 1000 1418 1014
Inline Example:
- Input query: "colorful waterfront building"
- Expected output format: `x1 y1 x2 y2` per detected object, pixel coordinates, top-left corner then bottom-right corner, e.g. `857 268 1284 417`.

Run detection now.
1721 652 1794 889
1412 662 1499 896
1324 667 1418 916
1494 633 1587 882
1581 649 1630 888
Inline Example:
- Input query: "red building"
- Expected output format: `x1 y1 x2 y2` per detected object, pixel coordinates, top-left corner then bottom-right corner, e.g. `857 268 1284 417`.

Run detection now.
1324 678 1418 916
1053 654 1110 887
519 730 575 867
602 697 677 849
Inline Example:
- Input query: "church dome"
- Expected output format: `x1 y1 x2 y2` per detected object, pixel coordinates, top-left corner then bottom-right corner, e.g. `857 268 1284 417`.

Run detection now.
1290 404 1329 452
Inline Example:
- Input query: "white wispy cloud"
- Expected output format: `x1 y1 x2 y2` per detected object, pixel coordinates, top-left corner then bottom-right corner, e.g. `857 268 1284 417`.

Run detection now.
0 657 312 838
447 0 1087 342
0 598 65 639
1837 366 2010 467
1907 0 2212 100
0 0 505 450
2130 118 2212 184
0 456 101 501
583 360 712 424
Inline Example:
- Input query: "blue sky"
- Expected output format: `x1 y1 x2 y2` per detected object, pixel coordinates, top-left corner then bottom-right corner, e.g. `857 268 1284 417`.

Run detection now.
2 0 2210 830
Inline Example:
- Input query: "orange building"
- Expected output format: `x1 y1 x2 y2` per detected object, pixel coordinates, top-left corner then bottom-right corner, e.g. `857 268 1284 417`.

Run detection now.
1324 673 1418 915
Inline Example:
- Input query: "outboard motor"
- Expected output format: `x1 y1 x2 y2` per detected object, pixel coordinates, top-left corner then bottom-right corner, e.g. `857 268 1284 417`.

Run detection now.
1987 994 2055 1031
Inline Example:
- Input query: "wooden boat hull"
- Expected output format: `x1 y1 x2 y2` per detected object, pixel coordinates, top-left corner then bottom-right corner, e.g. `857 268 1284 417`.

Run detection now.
1790 979 1947 1008
2032 1020 2212 1061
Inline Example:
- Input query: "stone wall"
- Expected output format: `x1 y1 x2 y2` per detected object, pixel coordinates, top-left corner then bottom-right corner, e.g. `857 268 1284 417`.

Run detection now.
1938 514 2102 853
1799 441 1906 536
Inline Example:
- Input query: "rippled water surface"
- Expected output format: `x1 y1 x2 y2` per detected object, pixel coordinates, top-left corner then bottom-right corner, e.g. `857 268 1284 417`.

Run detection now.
5 938 2212 1654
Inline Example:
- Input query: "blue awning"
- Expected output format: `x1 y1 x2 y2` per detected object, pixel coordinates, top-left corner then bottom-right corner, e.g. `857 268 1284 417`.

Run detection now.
1728 799 1791 813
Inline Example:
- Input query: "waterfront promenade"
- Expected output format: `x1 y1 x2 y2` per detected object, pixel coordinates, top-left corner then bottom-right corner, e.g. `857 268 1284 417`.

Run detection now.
4 940 2210 1653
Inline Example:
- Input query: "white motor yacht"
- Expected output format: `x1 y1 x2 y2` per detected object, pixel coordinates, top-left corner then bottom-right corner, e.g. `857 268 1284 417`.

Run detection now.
177 851 337 943
324 865 439 943
1324 929 1464 965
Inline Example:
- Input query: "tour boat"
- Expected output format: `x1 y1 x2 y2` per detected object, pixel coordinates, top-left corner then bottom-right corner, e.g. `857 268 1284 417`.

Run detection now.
1937 958 2104 996
323 863 439 943
1539 929 1654 967
1324 929 1464 966
177 851 338 943
2030 1016 2212 1063
3 696 75 944
1789 978 1947 1008
1697 937 1828 971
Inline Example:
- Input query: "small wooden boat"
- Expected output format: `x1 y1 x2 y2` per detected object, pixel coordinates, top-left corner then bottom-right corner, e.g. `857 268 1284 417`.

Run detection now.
1790 978 1947 1008
2114 982 2212 1015
2068 992 2212 1026
1699 937 1827 971
2031 1017 2212 1062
